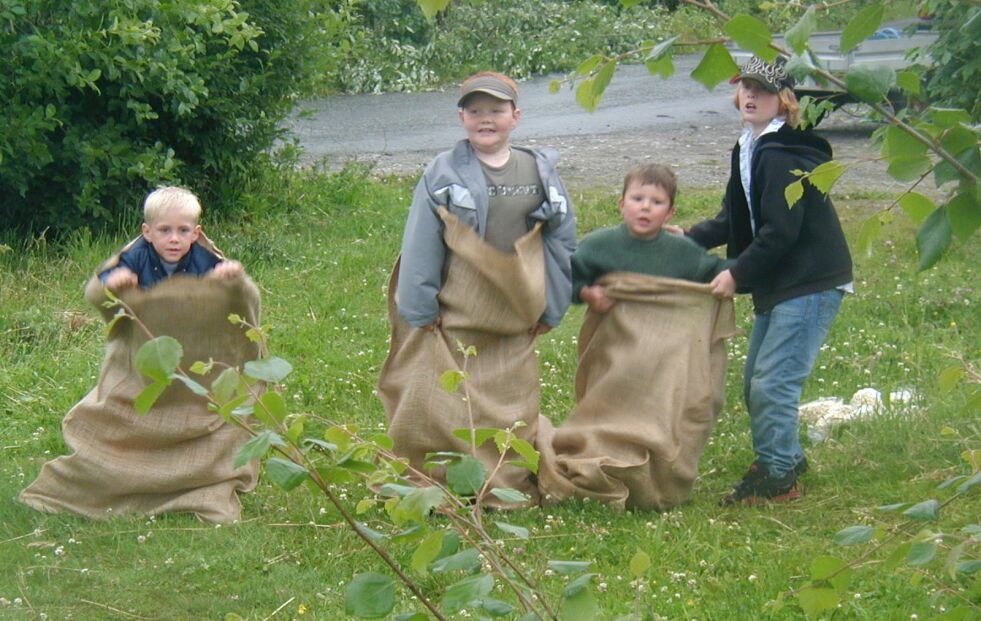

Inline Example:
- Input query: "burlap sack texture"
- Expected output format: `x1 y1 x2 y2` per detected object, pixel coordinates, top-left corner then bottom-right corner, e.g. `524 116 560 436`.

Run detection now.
378 209 546 505
537 273 737 511
19 236 260 523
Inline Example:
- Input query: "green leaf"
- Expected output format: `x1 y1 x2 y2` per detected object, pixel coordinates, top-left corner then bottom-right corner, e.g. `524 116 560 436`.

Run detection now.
393 486 444 524
876 502 908 512
916 207 952 270
354 522 387 543
560 581 598 621
415 0 451 20
244 356 292 383
887 156 932 182
798 586 838 620
807 160 847 195
946 191 981 241
930 107 972 128
957 471 981 493
394 614 429 621
212 368 241 404
265 457 308 491
235 430 278 468
345 572 396 618
548 79 561 94
957 560 981 574
452 428 497 448
562 573 595 598
508 437 539 474
939 365 966 391
785 6 818 54
494 521 529 540
442 574 493 614
646 54 675 79
489 488 530 504
937 475 966 490
902 499 940 520
189 359 213 375
440 369 466 394
840 3 885 53
810 555 851 591
884 541 913 571
255 391 288 427
898 192 935 224
576 54 604 77
432 548 481 573
941 125 979 156
548 560 592 575
479 598 514 617
906 542 937 566
629 549 651 577
834 525 875 545
895 69 921 96
646 36 677 62
724 15 774 61
411 530 444 575
856 213 882 257
136 336 182 383
883 125 928 159
134 380 168 416
446 455 485 495
845 65 895 103
691 44 739 91
784 179 805 208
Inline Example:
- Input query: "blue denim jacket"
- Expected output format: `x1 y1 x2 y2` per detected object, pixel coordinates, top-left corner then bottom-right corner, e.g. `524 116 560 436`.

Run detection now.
98 237 222 289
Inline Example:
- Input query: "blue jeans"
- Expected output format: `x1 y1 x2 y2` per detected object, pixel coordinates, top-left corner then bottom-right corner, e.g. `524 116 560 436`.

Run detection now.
743 289 844 477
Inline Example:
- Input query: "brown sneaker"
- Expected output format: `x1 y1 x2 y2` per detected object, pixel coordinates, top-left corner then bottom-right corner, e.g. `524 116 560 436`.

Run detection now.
721 462 802 506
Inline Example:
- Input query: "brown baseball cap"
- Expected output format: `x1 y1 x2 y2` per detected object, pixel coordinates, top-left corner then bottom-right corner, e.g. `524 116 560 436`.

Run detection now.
457 75 518 107
732 55 795 93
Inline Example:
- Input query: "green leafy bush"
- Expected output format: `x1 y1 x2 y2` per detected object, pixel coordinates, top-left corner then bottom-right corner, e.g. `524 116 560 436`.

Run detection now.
923 0 981 120
0 0 335 235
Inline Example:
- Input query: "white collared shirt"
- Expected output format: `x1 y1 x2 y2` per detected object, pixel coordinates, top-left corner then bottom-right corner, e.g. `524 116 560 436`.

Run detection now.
738 117 786 236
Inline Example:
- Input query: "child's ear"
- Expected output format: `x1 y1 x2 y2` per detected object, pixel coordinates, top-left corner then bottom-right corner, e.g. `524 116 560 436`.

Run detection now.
191 224 202 242
141 222 151 239
666 206 676 221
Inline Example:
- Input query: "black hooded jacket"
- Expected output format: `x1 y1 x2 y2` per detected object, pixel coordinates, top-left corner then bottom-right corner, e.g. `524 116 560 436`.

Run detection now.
687 124 853 312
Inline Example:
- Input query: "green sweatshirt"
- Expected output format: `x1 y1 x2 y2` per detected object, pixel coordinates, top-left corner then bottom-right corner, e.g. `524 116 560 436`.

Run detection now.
572 223 730 302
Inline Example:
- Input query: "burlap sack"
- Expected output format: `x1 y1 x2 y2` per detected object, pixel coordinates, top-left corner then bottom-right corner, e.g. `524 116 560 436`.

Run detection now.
19 239 260 523
537 273 736 511
377 209 546 504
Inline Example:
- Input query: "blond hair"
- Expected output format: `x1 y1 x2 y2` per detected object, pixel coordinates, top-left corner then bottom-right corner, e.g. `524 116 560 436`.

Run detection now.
732 85 801 128
143 186 202 223
622 163 678 206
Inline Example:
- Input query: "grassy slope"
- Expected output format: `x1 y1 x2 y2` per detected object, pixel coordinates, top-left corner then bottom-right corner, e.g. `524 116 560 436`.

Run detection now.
0 165 978 620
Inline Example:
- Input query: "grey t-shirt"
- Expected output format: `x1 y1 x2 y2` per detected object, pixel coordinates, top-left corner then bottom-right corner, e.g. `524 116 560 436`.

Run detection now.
480 149 544 253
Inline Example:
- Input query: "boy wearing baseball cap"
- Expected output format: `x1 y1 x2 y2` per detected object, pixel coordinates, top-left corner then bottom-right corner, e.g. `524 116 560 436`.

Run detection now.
379 71 576 504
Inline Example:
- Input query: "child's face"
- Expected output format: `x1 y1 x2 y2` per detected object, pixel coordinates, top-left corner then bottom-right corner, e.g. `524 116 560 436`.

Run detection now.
458 93 520 155
619 180 675 240
142 208 201 263
737 78 781 131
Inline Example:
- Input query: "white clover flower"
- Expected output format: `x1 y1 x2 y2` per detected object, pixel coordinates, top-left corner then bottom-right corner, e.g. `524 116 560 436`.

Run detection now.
598 582 608 592
136 535 146 544
748 574 757 582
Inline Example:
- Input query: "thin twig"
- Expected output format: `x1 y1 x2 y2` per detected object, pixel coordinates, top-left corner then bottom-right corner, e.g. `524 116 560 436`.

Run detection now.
0 529 46 545
260 596 295 621
78 600 154 620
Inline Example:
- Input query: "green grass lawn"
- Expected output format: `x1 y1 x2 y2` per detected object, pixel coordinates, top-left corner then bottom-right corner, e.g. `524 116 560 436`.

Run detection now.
1 165 978 620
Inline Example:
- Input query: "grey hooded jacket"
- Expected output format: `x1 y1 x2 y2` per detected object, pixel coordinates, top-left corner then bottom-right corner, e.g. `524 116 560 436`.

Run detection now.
397 140 577 328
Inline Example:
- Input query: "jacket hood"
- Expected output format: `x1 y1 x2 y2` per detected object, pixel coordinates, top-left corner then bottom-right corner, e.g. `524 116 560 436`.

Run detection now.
757 125 833 166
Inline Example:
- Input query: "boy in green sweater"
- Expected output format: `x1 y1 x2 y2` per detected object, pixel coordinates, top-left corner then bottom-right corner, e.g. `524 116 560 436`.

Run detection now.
573 163 730 312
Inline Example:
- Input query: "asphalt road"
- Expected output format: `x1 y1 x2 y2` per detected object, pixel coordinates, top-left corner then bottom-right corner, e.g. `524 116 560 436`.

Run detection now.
287 56 739 163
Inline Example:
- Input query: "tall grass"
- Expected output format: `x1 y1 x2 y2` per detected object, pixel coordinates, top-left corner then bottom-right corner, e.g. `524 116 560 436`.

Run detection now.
0 164 977 619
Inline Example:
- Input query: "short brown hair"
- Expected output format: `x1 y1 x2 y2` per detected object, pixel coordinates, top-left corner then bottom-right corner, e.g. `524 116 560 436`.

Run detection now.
732 83 801 128
621 163 677 205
